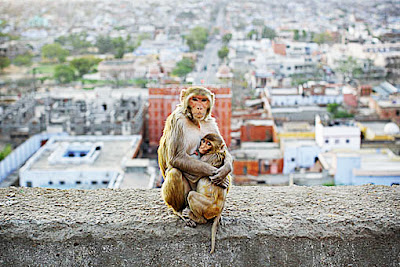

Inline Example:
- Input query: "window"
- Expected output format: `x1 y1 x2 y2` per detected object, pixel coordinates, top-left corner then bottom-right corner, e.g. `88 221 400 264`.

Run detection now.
49 181 53 185
92 181 98 185
60 181 65 185
325 139 329 144
291 158 295 162
102 181 108 185
243 166 247 175
346 139 350 143
335 139 340 144
76 181 81 185
26 181 32 187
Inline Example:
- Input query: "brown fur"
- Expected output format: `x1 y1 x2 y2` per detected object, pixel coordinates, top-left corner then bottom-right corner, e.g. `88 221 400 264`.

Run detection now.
158 87 232 253
187 134 231 254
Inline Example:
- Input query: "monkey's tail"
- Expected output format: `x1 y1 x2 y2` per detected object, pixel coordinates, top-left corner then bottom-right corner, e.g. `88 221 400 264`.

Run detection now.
210 213 221 254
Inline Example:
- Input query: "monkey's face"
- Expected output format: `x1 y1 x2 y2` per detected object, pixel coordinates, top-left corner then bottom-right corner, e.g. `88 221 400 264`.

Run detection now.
199 138 213 155
189 95 210 120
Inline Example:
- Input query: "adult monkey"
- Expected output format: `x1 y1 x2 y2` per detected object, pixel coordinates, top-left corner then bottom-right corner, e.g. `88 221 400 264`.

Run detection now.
158 86 232 222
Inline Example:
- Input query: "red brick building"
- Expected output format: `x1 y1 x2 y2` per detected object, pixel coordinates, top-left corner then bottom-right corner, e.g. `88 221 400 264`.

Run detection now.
369 96 400 122
240 120 278 142
272 42 286 56
148 86 232 148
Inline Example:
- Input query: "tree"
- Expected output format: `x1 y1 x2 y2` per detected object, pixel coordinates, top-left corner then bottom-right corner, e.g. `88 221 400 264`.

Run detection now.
0 56 11 71
41 43 69 63
13 53 33 66
262 26 276 40
54 65 75 84
327 103 354 119
0 144 12 161
247 29 258 40
55 32 92 53
172 58 195 78
293 30 300 41
70 56 101 78
96 35 127 58
336 56 363 82
312 32 333 44
112 37 126 59
218 46 229 61
222 33 232 44
185 27 209 51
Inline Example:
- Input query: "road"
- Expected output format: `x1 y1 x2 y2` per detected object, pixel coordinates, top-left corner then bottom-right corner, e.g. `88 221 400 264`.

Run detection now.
191 4 226 85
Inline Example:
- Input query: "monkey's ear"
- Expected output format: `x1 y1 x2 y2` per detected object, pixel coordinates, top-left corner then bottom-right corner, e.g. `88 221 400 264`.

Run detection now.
210 92 215 107
180 89 187 103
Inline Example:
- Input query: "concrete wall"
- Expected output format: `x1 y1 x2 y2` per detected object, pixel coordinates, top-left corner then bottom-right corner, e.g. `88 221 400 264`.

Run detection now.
0 185 399 266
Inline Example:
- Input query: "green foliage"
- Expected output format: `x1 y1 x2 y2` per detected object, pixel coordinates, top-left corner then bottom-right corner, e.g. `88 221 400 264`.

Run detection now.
0 56 11 71
218 46 229 60
293 30 300 41
247 29 258 40
70 56 102 77
134 78 148 88
222 33 232 44
336 56 363 81
55 32 92 53
0 144 12 161
54 64 75 84
302 30 307 39
327 103 354 119
185 27 209 51
96 35 114 54
13 53 33 66
262 26 276 39
172 58 195 77
312 32 333 44
96 35 127 58
41 43 69 63
327 103 339 114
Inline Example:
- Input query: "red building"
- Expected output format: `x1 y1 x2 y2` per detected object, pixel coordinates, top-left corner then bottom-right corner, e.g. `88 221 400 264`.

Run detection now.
272 42 286 56
240 119 278 142
148 86 232 148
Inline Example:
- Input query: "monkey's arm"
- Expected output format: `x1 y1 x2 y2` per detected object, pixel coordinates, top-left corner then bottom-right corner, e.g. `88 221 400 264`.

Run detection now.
210 150 232 189
168 121 217 178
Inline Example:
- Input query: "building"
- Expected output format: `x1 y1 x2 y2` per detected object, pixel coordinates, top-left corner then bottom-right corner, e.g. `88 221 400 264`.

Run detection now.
276 122 315 141
19 135 143 189
267 86 343 107
231 142 284 184
315 115 361 152
240 119 277 142
280 139 320 174
358 121 400 142
148 86 232 148
98 60 136 80
319 149 400 186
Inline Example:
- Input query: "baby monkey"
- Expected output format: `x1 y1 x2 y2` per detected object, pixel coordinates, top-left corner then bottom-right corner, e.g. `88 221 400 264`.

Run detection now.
187 133 230 254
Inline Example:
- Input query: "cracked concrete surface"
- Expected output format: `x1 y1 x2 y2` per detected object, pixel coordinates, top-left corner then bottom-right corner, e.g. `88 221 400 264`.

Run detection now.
0 185 399 266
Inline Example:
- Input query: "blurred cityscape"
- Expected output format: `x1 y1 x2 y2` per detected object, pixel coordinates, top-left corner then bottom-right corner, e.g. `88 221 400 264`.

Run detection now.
0 0 399 189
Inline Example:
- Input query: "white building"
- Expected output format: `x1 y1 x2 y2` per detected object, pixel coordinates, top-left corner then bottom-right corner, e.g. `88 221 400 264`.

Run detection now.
19 135 143 189
315 115 361 152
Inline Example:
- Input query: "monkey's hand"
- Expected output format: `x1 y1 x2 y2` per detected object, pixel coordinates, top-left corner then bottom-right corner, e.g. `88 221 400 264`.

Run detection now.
210 151 232 188
210 166 231 189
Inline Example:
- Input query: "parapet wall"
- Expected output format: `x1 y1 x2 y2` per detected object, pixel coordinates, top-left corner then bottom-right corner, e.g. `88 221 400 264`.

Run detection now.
0 185 399 266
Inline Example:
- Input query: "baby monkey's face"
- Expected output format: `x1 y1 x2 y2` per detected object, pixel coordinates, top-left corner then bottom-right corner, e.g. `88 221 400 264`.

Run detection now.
199 138 213 154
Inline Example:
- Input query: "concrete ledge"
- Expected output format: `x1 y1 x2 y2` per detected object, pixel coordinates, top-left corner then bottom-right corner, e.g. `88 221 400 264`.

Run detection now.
1 185 399 266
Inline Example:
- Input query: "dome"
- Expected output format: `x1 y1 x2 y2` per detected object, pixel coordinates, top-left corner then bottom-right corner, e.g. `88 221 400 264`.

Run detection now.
217 65 231 75
384 122 400 135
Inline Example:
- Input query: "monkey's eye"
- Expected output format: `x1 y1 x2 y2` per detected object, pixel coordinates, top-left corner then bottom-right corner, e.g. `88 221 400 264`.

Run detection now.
207 142 211 146
192 97 198 101
201 98 208 102
201 139 205 143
